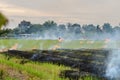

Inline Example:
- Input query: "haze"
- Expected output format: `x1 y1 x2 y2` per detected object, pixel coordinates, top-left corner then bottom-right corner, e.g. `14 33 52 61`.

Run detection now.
0 0 120 28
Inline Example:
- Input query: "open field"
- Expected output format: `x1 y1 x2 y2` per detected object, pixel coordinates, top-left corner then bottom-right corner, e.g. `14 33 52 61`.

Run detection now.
0 39 120 50
0 39 120 80
0 53 71 80
0 49 105 80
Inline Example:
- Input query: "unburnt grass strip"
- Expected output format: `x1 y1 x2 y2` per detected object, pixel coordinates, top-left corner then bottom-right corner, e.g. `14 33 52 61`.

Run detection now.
0 54 70 80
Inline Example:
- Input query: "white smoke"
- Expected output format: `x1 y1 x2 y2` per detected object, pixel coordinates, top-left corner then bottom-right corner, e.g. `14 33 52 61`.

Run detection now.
105 39 120 80
106 50 120 80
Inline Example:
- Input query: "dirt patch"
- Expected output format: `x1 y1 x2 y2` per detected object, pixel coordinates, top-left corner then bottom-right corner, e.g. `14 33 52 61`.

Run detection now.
0 64 29 80
7 68 29 80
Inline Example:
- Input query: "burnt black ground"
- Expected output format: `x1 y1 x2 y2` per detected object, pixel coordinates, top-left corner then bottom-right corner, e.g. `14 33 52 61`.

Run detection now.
3 49 114 80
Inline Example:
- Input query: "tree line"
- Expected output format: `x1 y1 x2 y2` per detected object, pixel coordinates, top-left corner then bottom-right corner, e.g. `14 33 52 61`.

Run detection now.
1 20 120 40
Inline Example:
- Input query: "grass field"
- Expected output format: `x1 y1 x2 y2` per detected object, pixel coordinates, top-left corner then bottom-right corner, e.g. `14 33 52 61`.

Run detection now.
0 39 111 80
0 53 71 80
0 39 120 50
0 53 101 80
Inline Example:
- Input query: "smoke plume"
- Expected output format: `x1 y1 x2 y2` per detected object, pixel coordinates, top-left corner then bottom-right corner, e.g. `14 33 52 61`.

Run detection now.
105 40 120 80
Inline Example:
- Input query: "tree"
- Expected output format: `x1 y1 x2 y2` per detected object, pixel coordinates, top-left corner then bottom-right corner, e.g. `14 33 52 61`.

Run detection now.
18 20 31 34
96 25 102 34
27 24 43 34
0 29 12 37
102 23 113 33
43 20 57 30
82 24 96 32
72 23 81 34
58 24 66 31
67 23 73 32
0 13 8 29
113 26 120 34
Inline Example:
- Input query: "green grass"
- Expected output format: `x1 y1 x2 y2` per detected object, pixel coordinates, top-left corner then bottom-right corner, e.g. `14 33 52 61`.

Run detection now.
1 39 119 50
0 39 119 80
0 39 58 50
0 53 102 80
0 54 70 80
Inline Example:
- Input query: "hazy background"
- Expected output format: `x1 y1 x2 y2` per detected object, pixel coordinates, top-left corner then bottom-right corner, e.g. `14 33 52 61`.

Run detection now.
0 0 120 28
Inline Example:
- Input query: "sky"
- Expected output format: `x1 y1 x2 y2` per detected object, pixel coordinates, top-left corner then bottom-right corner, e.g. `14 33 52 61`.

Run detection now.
0 0 120 28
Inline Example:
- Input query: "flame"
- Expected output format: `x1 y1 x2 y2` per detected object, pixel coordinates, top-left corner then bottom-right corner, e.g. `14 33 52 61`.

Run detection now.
9 43 18 50
0 48 8 52
0 49 3 52
32 46 37 50
58 37 63 42
51 37 63 50
52 45 61 50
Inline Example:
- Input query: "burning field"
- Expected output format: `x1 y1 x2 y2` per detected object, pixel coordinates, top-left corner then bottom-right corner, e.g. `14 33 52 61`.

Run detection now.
0 39 120 80
0 48 119 80
0 39 120 50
